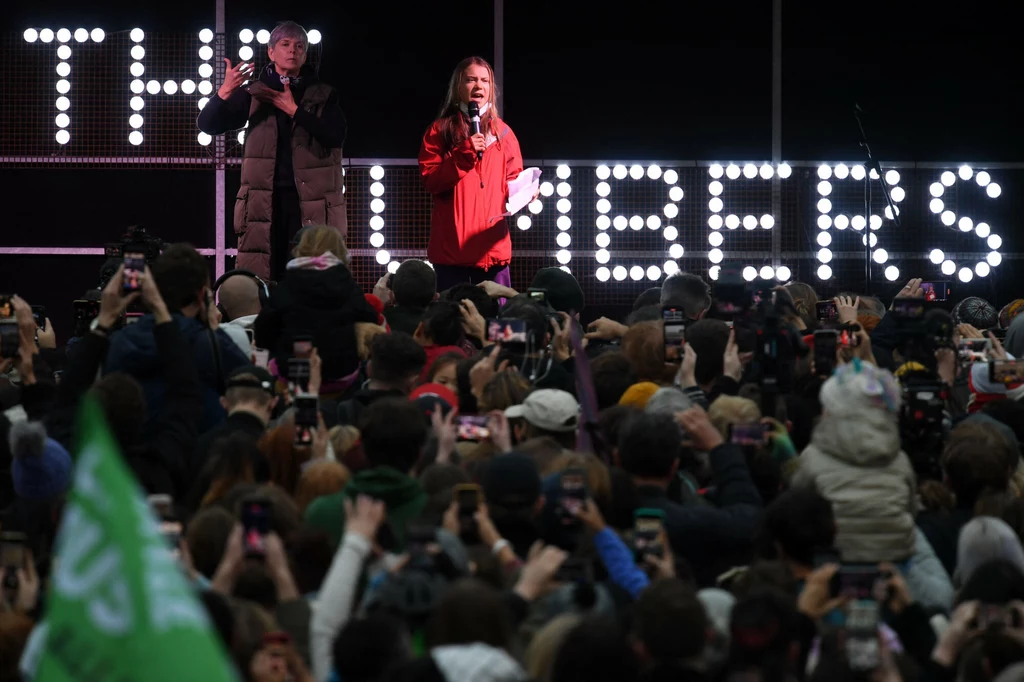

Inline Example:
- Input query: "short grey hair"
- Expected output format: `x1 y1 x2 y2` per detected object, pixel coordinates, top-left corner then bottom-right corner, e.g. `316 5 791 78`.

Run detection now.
661 272 712 319
270 21 307 48
644 387 693 416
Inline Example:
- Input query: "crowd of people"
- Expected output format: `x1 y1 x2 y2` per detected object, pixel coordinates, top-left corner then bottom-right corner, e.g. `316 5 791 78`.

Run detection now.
7 226 1024 682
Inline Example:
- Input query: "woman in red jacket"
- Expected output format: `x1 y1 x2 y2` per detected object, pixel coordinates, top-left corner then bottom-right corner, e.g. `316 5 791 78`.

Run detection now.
418 57 524 291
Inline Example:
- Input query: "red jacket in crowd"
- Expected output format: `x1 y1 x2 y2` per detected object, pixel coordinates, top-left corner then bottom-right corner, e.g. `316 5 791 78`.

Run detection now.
418 116 524 270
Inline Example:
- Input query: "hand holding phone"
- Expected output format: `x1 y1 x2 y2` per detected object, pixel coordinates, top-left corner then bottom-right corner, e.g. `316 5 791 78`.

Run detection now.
456 415 490 441
454 483 482 543
814 329 838 378
241 498 272 558
557 469 588 525
663 306 686 362
122 252 146 294
729 422 768 446
633 509 666 563
816 301 837 322
293 394 319 446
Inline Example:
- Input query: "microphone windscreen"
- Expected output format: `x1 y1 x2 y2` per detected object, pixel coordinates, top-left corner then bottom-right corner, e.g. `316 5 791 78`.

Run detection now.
467 101 479 118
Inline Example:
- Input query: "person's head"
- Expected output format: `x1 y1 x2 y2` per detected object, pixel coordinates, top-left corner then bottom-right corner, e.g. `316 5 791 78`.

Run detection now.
956 517 1024 587
360 397 428 473
293 224 347 261
617 411 681 482
217 272 263 321
0 612 34 682
757 488 836 568
334 615 411 682
708 396 762 440
7 421 72 503
151 243 210 315
982 399 1024 452
481 453 544 540
530 267 585 316
589 351 638 410
644 387 693 417
444 56 497 113
517 436 570 476
186 506 236 579
414 301 464 347
551 618 639 682
942 422 1014 508
633 287 663 311
267 21 307 76
258 423 313 497
953 296 999 330
294 460 351 514
423 351 462 394
632 578 709 664
547 452 612 509
505 389 580 449
525 614 583 682
419 463 471 522
783 282 819 329
392 260 437 309
328 425 361 460
442 283 498 319
478 369 532 413
726 588 802 680
621 321 676 385
427 578 513 651
201 433 261 506
367 332 428 393
661 273 711 320
685 319 732 389
221 368 278 424
957 558 1024 606
499 295 550 350
90 372 145 450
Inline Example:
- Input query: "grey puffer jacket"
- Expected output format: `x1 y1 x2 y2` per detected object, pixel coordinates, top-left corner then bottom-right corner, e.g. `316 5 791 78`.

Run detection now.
792 409 918 563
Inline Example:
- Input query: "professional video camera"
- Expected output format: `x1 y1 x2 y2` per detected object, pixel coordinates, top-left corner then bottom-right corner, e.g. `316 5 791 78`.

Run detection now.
713 267 807 418
97 226 166 290
889 299 955 371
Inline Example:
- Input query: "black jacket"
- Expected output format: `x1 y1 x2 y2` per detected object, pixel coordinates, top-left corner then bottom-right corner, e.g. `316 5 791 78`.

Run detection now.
48 322 202 497
633 443 763 587
334 387 407 427
917 506 972 578
254 264 380 381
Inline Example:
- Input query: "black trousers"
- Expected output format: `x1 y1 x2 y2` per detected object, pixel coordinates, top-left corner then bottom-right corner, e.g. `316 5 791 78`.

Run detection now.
271 186 302 282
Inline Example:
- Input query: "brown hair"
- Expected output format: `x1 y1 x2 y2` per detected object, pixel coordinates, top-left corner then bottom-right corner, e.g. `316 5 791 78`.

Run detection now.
784 281 819 329
546 451 612 509
258 423 313 497
294 460 351 514
942 422 1015 507
201 433 257 508
435 57 500 151
0 612 33 682
515 436 567 475
478 371 532 413
427 578 513 651
294 224 348 261
621 321 676 385
525 614 583 682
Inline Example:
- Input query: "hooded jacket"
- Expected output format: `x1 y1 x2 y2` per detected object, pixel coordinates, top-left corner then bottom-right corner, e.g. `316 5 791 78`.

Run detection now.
793 409 918 563
418 114 523 270
198 64 348 280
253 257 380 382
105 313 251 436
304 466 427 549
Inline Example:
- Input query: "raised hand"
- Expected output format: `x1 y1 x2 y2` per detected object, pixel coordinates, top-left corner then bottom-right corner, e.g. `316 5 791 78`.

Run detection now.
218 59 254 99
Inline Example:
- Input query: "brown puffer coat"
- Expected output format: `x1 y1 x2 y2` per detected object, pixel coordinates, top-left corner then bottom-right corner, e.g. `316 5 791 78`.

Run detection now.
233 83 346 279
792 409 918 563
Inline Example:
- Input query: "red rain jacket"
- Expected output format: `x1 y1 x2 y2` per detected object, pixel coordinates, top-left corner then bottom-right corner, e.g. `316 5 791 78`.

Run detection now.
418 116 524 269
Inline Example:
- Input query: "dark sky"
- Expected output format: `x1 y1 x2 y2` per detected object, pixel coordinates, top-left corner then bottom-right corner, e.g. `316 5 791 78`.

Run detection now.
4 0 1022 161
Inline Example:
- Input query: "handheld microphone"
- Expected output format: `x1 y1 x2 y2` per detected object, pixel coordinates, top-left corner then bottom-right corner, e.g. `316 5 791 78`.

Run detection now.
467 101 482 160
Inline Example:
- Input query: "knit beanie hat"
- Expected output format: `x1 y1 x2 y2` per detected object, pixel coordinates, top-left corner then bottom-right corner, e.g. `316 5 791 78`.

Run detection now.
952 296 999 330
9 421 73 502
819 360 901 418
618 382 661 409
955 516 1024 586
1000 300 1024 329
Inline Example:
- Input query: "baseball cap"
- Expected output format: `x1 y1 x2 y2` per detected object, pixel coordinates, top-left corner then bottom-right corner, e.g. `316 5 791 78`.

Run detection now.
226 365 276 396
410 382 459 421
481 453 542 509
504 389 580 432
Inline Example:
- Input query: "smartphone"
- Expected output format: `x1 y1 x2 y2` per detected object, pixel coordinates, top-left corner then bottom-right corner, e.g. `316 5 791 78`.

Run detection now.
73 299 100 321
813 548 843 597
123 251 146 294
557 468 588 524
487 318 527 345
958 338 990 363
663 306 687 362
527 288 548 305
293 394 319 446
919 281 949 302
160 520 183 559
31 305 45 329
0 321 17 359
125 312 143 325
0 295 11 319
0 531 27 592
990 359 1024 385
845 599 881 672
241 498 272 558
454 483 482 543
633 508 666 563
891 299 926 318
456 415 490 441
147 494 173 519
816 301 837 322
288 357 310 393
253 348 271 369
292 336 314 360
245 328 255 346
814 329 838 377
729 422 767 446
554 557 593 583
838 326 862 348
839 566 882 600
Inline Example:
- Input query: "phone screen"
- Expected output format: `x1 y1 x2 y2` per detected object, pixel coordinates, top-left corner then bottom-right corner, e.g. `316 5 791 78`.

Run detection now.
892 299 926 318
73 299 100 321
845 600 881 671
527 288 547 305
838 327 861 348
839 566 882 599
241 500 271 557
814 330 838 377
123 252 146 293
0 322 18 359
292 338 313 359
294 395 319 445
456 485 481 515
288 358 310 394
919 281 949 302
246 328 255 345
990 359 1024 385
0 295 11 318
663 307 686 362
729 422 767 446
456 415 490 441
125 312 143 325
959 338 990 363
160 520 183 558
816 301 837 321
558 470 587 520
633 514 664 561
487 318 527 345
31 305 45 329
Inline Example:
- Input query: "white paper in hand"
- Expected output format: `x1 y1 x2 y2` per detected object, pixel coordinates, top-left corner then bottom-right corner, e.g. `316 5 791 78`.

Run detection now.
505 167 543 216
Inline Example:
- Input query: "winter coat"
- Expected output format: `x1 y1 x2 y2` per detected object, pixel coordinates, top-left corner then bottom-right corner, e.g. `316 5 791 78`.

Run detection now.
418 115 523 269
792 410 918 563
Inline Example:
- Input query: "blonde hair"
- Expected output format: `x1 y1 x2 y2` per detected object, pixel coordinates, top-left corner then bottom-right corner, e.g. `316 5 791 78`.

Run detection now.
525 614 583 682
436 57 500 150
708 396 762 439
294 225 348 261
294 460 351 514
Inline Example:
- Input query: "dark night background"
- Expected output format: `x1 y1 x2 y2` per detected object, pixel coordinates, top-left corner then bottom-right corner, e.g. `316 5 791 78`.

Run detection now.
2 0 1023 332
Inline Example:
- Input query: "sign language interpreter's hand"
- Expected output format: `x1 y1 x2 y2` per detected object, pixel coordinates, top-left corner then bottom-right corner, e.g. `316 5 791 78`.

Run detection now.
218 59 254 100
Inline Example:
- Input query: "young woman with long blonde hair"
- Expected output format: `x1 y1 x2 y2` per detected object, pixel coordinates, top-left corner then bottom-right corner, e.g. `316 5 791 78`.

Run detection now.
418 57 525 291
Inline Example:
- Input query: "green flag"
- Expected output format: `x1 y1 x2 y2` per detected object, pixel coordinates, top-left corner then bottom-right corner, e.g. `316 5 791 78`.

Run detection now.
34 397 236 682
